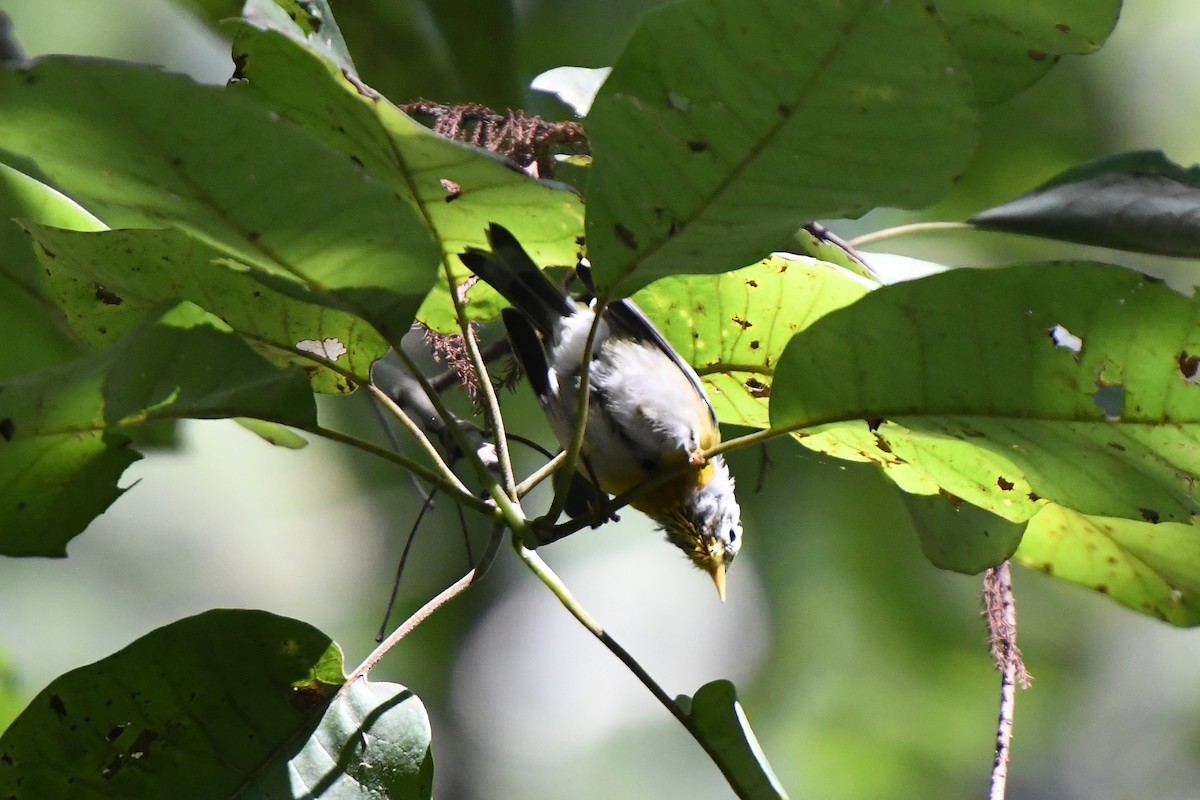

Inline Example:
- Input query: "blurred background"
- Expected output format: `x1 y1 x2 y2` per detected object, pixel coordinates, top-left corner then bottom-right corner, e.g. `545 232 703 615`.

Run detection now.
3 1 1200 798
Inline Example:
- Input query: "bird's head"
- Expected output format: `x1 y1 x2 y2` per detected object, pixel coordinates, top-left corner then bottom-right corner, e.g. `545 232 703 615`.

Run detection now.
657 456 742 601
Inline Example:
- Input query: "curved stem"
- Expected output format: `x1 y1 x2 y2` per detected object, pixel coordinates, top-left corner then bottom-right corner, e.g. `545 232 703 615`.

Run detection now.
542 304 605 523
514 543 749 793
847 220 974 249
303 423 493 517
365 381 468 491
346 521 506 683
441 263 517 498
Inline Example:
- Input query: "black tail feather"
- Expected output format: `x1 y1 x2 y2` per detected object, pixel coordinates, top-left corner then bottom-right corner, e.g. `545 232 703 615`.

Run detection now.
458 223 576 335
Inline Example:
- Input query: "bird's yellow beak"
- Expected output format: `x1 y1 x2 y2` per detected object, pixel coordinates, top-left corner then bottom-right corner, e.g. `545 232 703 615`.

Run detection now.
709 561 727 603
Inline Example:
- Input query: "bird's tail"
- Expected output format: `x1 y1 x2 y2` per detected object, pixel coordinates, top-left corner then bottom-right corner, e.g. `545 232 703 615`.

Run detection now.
458 223 577 335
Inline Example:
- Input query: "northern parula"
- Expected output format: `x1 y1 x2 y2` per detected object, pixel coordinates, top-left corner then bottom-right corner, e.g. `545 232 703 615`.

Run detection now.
460 224 743 600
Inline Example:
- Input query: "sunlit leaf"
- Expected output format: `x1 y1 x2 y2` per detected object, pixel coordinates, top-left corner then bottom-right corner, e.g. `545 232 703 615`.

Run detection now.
770 262 1200 619
634 254 871 429
772 263 1200 528
1018 504 1200 626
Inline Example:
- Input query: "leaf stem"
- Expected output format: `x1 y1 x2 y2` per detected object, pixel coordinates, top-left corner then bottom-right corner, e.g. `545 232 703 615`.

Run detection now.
541 303 605 524
303 423 493 517
513 542 756 796
441 263 518 498
346 521 507 683
847 220 974 249
365 380 469 495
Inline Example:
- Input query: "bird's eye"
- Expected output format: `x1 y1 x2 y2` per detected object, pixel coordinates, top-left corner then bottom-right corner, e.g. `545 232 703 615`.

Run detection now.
728 528 737 542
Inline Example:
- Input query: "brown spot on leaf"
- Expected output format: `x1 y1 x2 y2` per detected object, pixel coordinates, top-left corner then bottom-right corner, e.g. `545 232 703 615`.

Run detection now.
777 103 792 117
105 724 127 743
749 340 760 350
745 279 758 288
997 476 1014 491
874 434 892 454
1028 49 1048 61
349 154 364 168
94 284 122 306
614 223 637 249
1179 351 1200 382
1140 507 1160 524
1055 22 1071 33
866 417 883 431
49 694 67 718
731 315 751 329
1027 491 1040 502
0 417 13 441
744 377 770 398
687 140 708 152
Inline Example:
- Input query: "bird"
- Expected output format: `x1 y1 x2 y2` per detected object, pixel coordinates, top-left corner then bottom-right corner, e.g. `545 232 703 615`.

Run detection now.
459 223 743 600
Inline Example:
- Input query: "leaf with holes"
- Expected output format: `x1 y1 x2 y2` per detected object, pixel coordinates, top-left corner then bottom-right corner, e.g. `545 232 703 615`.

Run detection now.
0 302 315 556
971 151 1200 258
1018 504 1200 626
584 0 978 296
0 609 434 798
27 225 386 394
770 263 1200 583
226 22 585 331
0 57 439 342
632 254 872 429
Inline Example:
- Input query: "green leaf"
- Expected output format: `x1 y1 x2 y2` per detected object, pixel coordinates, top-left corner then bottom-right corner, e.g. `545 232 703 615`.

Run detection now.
970 151 1200 257
235 417 309 448
226 22 585 331
688 680 789 800
937 0 1122 108
770 263 1200 529
899 490 1025 574
0 610 434 798
242 0 358 77
0 57 440 342
1018 504 1200 626
632 254 871 430
0 162 103 377
0 302 316 556
584 0 978 295
27 225 386 394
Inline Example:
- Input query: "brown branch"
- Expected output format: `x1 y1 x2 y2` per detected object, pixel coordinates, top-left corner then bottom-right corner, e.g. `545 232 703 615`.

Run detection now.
982 561 1031 800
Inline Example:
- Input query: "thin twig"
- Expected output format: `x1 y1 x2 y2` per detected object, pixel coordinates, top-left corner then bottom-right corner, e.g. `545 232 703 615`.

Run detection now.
847 220 975 249
366 381 470 495
301 423 492 515
514 543 753 795
540 305 606 524
982 561 1031 800
347 521 506 684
